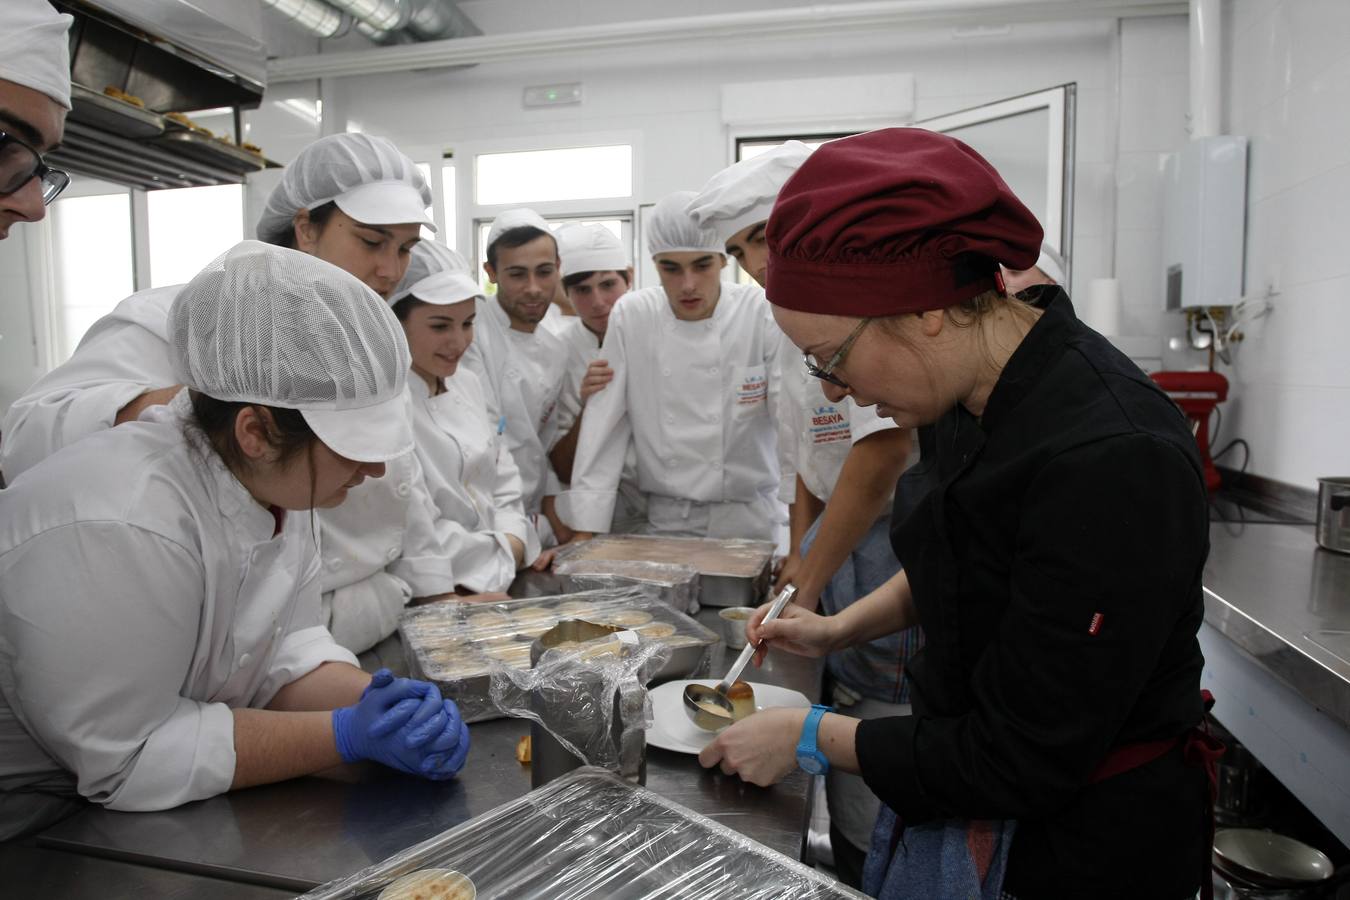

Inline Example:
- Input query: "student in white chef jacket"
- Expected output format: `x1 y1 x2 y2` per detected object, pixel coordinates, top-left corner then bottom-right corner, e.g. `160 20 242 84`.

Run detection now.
560 191 784 542
389 243 547 591
462 208 570 544
547 223 646 534
0 243 470 841
0 133 458 655
688 144 919 886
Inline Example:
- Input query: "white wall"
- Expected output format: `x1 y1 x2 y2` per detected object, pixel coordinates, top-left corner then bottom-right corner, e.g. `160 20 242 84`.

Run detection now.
1214 0 1350 490
250 17 1120 300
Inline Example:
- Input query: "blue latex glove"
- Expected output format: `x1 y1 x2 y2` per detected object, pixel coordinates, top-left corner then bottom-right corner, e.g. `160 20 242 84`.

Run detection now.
415 702 471 781
332 669 452 775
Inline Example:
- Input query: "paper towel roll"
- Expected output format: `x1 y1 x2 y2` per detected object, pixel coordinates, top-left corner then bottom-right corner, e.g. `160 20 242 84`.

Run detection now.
1082 278 1122 336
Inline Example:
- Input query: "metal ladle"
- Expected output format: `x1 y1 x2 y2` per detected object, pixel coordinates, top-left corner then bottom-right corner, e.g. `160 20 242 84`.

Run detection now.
683 585 796 732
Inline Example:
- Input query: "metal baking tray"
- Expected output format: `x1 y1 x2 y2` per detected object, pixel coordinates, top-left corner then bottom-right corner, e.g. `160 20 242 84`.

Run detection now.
150 129 272 174
298 767 866 899
555 559 700 613
69 84 165 139
400 588 717 723
554 535 774 607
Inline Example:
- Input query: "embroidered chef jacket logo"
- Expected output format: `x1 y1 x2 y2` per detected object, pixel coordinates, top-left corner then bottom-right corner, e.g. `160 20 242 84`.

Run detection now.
809 404 850 444
1088 612 1104 636
737 372 768 406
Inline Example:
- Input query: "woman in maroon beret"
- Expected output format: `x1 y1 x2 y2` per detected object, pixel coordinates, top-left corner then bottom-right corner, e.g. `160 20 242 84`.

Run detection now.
699 127 1219 900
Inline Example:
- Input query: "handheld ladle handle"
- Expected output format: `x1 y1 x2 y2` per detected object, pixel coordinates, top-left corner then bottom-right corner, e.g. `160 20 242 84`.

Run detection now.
717 585 797 692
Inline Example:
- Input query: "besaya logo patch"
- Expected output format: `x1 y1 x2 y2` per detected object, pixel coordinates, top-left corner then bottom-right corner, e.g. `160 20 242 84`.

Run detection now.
737 372 767 405
808 405 850 444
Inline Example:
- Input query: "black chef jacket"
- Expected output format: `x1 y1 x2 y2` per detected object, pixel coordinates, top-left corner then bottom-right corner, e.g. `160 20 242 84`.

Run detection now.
856 289 1210 899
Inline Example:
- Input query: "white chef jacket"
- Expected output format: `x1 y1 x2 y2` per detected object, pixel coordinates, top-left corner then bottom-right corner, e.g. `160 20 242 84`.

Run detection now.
461 296 567 519
558 282 783 538
538 303 571 338
555 318 647 534
0 396 356 835
778 358 901 504
1 284 182 481
317 443 456 654
408 369 541 592
0 286 456 649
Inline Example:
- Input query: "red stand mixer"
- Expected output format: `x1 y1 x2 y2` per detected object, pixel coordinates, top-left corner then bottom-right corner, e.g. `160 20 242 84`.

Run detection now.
1150 371 1229 493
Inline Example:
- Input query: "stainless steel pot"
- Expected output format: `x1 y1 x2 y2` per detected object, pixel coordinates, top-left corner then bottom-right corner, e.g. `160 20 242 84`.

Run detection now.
1317 478 1350 555
1214 829 1350 899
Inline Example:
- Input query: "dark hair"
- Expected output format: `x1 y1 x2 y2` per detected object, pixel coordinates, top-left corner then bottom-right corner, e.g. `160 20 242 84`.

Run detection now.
272 201 339 250
563 269 631 292
486 225 555 268
188 390 317 474
390 295 427 322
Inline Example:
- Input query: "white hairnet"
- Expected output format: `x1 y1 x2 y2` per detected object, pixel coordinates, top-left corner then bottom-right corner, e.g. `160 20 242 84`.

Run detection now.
255 133 435 245
390 240 470 303
646 191 722 257
170 241 413 463
1034 242 1066 285
399 270 484 307
557 223 629 278
486 207 551 254
0 1 74 109
686 141 814 246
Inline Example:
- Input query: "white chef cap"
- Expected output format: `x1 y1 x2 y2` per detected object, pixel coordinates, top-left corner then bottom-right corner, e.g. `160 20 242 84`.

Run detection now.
557 223 629 278
389 240 470 303
1033 242 1066 285
646 191 722 257
389 240 479 306
686 141 814 247
485 207 552 256
170 241 413 464
0 1 74 110
255 133 435 245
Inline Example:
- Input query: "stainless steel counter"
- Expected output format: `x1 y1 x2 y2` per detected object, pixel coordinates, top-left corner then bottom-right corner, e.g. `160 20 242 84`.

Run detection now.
36 607 822 893
3 842 293 898
1203 521 1350 727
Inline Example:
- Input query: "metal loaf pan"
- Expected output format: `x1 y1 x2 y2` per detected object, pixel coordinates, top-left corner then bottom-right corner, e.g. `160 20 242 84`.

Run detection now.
553 535 774 608
298 768 867 899
399 588 717 723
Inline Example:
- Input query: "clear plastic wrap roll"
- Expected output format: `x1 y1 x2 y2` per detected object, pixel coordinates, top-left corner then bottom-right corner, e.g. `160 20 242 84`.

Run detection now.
488 633 670 772
297 768 868 899
554 560 701 615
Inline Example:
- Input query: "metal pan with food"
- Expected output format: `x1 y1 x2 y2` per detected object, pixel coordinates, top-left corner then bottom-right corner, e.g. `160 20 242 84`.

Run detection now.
554 559 701 614
399 587 718 723
552 534 774 607
297 768 866 900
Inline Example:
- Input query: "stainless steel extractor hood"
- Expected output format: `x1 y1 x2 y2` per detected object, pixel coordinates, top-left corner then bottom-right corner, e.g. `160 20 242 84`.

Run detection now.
47 0 279 192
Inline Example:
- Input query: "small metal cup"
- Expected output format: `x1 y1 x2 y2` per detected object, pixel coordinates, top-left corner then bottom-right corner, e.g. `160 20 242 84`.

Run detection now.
717 607 754 649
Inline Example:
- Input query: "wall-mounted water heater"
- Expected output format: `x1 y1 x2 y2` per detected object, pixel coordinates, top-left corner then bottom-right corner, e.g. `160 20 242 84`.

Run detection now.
1161 135 1248 311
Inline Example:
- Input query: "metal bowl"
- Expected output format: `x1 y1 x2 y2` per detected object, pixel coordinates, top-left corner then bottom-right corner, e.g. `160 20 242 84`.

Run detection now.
717 607 754 649
1213 828 1335 888
682 681 756 732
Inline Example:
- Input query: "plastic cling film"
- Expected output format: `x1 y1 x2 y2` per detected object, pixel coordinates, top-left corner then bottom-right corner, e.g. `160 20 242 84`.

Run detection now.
297 769 868 900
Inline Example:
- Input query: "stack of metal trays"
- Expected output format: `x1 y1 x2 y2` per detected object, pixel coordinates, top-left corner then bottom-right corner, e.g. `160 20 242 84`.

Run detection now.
553 535 775 607
554 559 701 614
400 588 718 722
298 768 866 899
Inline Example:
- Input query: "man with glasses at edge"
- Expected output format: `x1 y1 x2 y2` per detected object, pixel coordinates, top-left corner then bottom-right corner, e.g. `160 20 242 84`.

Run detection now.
0 1 73 241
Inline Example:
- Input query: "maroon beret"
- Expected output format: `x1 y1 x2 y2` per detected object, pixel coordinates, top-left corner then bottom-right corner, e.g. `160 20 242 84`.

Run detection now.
765 127 1043 316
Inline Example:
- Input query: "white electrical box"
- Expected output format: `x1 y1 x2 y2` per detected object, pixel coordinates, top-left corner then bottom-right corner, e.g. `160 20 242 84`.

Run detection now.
1161 135 1248 311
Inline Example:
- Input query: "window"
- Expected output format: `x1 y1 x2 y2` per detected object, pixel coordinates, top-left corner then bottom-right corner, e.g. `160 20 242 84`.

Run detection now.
440 163 457 251
146 184 244 288
50 180 134 361
731 85 1077 282
475 145 632 206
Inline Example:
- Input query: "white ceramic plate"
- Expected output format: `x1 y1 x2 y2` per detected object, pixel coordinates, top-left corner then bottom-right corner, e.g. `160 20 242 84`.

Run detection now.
647 679 811 755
